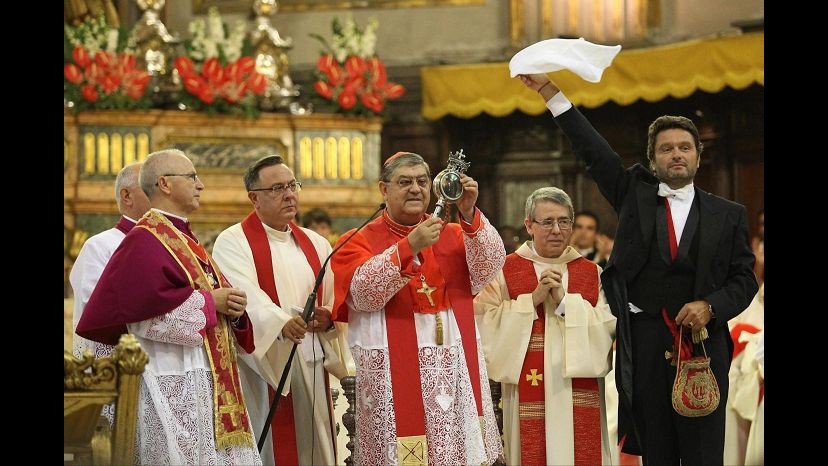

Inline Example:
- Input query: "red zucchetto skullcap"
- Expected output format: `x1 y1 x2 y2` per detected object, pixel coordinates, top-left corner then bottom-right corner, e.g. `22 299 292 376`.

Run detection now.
383 152 412 167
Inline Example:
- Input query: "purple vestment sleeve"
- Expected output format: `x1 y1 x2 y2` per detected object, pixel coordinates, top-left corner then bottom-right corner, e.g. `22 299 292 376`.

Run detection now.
77 225 200 346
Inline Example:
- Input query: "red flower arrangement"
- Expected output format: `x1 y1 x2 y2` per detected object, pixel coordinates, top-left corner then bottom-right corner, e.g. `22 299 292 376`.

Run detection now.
311 16 405 116
314 54 405 114
64 46 152 113
174 56 268 117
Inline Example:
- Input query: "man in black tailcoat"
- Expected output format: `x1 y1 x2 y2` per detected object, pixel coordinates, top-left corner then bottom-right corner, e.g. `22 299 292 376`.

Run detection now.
518 73 758 466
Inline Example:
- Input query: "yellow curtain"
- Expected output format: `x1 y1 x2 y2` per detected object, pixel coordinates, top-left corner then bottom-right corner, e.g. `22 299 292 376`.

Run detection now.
421 32 763 120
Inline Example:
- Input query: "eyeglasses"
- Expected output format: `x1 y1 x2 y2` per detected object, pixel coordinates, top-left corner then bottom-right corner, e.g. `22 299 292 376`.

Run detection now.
248 181 302 196
532 218 574 230
389 177 430 190
156 173 200 185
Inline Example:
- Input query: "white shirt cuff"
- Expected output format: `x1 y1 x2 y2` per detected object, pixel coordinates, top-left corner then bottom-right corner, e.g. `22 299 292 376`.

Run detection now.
554 293 567 316
546 92 573 117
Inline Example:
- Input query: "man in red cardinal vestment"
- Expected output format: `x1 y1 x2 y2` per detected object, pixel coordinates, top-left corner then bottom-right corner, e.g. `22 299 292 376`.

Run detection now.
331 151 506 466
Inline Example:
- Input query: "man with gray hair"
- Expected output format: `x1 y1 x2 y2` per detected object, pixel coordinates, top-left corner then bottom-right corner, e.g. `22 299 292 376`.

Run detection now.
475 186 617 465
331 151 505 466
77 149 262 465
70 162 150 360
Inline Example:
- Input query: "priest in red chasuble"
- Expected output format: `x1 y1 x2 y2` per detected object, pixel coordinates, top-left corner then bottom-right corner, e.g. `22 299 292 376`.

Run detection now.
76 149 262 465
474 186 617 465
331 152 505 466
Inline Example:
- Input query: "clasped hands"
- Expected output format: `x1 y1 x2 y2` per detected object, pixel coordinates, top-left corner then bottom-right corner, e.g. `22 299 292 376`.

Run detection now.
211 287 246 320
281 306 333 344
532 266 565 308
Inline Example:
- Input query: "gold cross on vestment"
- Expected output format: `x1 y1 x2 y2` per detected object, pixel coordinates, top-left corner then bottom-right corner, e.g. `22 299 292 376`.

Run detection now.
218 390 242 427
400 440 425 465
526 368 543 386
417 276 436 306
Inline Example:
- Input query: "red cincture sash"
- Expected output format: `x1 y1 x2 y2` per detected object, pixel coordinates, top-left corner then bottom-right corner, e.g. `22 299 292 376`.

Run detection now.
241 212 334 465
502 254 602 466
137 211 254 449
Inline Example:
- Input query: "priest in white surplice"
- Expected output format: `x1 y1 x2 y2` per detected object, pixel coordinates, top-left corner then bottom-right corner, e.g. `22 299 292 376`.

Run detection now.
475 187 617 465
724 283 764 466
70 162 150 360
212 155 349 466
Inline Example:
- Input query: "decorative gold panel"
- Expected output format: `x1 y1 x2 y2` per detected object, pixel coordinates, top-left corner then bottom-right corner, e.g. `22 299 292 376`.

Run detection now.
79 128 152 177
124 134 137 165
83 133 95 175
137 134 150 161
299 137 313 179
313 137 325 179
155 135 289 173
65 110 383 245
194 0 484 14
64 334 148 466
326 137 338 179
509 0 654 47
297 134 370 183
352 138 363 179
338 137 351 179
110 133 123 174
97 134 110 175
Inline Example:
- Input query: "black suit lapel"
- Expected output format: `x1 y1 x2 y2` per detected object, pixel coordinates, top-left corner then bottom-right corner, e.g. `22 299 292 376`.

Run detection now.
694 189 724 295
636 182 658 247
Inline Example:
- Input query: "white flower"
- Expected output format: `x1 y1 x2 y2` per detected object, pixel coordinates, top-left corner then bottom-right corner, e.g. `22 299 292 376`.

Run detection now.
186 7 250 63
65 14 120 54
207 19 224 42
106 29 119 53
83 37 101 54
346 35 360 56
360 18 379 57
189 18 205 35
204 41 219 59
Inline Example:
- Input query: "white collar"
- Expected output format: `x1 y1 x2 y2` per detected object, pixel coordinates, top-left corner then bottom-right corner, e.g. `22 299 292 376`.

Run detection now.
657 182 694 201
151 208 187 223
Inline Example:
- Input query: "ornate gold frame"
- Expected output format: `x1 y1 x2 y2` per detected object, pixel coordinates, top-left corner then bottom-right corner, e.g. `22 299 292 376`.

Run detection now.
509 0 660 48
155 134 291 173
64 334 149 465
194 0 485 14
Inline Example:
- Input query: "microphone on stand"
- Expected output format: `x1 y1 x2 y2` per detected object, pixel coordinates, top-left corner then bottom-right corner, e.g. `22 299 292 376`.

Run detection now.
258 202 387 452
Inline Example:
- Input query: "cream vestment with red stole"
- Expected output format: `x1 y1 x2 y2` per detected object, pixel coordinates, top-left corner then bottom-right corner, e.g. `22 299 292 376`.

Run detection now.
475 243 616 465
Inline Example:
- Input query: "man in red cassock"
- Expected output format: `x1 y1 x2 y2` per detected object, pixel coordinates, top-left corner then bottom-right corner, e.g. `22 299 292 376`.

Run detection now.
331 151 506 466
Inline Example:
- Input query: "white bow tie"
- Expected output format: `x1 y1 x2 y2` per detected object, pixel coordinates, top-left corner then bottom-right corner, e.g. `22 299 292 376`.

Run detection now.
658 183 693 201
